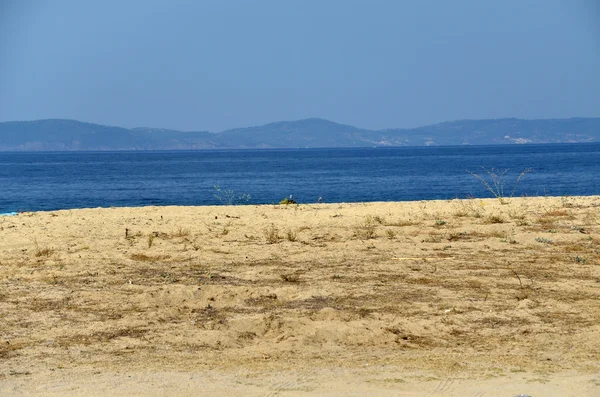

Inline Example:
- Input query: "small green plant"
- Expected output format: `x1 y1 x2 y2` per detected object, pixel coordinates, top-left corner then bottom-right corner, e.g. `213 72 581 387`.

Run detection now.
501 233 517 244
434 219 447 226
467 167 532 204
535 237 553 245
279 196 297 205
574 255 587 264
213 185 251 205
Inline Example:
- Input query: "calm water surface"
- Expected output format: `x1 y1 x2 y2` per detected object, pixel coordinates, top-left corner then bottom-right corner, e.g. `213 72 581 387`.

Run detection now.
1 144 599 212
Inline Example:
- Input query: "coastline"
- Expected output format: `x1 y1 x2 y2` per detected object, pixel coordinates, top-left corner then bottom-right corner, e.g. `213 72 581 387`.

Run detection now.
1 196 599 395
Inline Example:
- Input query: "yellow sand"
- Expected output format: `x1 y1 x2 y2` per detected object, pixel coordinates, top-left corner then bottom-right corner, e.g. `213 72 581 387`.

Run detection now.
1 196 599 396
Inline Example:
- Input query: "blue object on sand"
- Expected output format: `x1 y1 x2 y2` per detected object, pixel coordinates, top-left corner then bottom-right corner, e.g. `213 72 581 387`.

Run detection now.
0 212 18 216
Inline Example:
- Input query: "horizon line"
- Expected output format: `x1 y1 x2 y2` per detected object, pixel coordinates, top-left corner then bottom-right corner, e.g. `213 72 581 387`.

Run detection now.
1 115 599 134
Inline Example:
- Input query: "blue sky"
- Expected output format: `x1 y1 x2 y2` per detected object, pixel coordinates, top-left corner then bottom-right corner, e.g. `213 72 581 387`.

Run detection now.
0 0 598 132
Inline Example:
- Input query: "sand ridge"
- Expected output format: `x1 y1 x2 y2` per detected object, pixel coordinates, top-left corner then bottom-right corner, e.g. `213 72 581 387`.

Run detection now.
1 196 599 395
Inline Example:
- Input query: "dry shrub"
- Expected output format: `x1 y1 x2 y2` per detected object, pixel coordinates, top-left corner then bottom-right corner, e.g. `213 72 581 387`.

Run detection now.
507 208 526 220
453 209 469 218
537 217 556 227
385 219 416 227
484 214 504 224
148 233 155 248
285 229 297 242
354 215 377 239
561 244 586 252
544 209 569 217
173 227 191 238
130 253 170 262
422 232 443 243
372 215 386 224
454 198 485 218
264 224 280 244
33 239 54 257
35 247 54 257
280 274 300 283
447 232 464 241
486 230 506 238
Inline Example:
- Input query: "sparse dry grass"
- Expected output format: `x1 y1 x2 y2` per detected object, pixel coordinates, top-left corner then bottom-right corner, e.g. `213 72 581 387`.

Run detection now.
484 214 504 224
544 209 570 217
32 238 55 257
280 273 300 283
1 196 599 389
173 226 191 238
537 216 557 226
354 215 378 239
507 207 526 220
285 228 297 242
384 219 417 227
264 224 280 244
452 198 485 218
34 246 54 257
148 233 155 248
130 253 171 262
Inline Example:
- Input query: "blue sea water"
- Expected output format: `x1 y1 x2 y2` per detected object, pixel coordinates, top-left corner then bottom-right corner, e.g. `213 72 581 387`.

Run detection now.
0 144 599 213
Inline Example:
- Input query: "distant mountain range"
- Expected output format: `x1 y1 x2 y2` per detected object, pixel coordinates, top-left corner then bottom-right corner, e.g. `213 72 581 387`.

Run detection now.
0 117 599 151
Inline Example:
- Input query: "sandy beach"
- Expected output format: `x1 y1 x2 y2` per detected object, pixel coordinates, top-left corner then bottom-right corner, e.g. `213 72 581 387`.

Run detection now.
1 196 599 396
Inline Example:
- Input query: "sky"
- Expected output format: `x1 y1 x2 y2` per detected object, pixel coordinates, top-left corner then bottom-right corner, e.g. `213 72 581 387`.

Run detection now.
0 0 599 132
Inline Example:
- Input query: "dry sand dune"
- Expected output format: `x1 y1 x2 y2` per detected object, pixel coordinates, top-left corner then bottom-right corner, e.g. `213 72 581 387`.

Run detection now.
1 196 599 396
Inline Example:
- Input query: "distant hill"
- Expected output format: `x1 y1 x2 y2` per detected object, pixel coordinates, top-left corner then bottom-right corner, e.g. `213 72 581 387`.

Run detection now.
0 117 599 151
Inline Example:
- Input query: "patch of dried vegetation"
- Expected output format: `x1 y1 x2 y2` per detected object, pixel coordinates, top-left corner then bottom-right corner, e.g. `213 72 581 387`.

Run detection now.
0 196 599 378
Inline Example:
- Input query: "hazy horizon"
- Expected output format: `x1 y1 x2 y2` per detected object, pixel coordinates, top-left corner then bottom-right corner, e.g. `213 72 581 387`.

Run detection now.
1 0 599 132
3 115 600 134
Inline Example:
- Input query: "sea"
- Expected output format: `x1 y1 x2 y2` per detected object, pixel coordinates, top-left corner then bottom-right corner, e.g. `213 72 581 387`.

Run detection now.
1 143 599 213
